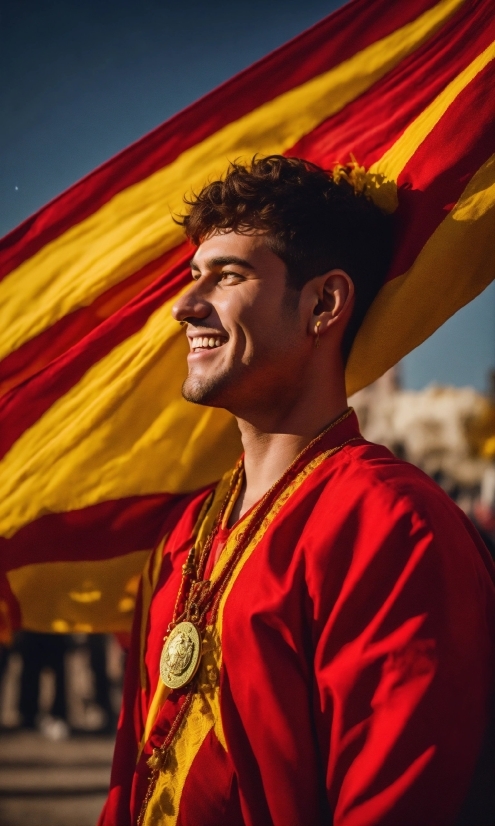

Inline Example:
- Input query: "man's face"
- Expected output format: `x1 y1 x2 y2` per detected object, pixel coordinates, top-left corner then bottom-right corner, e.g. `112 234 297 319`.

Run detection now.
172 231 310 417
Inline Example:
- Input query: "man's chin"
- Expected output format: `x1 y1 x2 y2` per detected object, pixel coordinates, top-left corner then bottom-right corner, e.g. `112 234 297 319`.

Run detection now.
181 374 228 407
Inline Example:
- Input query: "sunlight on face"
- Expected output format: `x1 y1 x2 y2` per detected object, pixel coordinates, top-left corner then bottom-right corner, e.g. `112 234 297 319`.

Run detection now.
172 231 308 415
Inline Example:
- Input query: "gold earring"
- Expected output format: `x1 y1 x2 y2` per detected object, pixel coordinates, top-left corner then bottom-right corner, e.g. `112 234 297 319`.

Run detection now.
314 320 322 348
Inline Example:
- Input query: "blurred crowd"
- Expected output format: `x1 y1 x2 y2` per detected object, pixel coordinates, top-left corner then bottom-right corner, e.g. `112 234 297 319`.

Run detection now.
0 632 123 740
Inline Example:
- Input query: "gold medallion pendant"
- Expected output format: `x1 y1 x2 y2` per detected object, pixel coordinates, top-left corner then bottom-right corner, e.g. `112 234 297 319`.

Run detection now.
160 621 202 689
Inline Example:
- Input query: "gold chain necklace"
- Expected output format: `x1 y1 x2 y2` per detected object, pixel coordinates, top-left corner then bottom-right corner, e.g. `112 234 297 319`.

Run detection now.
158 407 355 691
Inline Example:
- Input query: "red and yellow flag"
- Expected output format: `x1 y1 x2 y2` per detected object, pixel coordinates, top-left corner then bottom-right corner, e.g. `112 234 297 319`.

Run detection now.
0 0 493 639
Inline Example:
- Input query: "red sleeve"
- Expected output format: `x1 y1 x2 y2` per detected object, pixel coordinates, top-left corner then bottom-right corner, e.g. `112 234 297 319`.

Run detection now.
311 471 495 826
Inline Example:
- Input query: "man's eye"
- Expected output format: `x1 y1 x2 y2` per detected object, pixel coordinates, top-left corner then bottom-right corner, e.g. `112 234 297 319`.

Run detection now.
220 271 242 282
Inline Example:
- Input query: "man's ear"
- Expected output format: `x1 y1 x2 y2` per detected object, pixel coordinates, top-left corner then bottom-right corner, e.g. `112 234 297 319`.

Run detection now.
308 269 354 337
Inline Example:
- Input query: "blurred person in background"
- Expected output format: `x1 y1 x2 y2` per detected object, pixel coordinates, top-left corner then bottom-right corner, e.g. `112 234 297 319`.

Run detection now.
17 630 69 740
87 634 118 735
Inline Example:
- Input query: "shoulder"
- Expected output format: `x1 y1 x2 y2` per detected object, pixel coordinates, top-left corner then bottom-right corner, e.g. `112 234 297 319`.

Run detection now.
303 438 488 576
300 440 495 622
315 438 458 526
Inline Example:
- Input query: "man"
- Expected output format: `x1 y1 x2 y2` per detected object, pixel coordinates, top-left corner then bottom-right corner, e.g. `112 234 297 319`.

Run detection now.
100 156 495 826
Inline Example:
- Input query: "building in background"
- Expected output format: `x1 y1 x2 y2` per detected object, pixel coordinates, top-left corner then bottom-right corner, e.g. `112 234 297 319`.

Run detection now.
350 366 495 527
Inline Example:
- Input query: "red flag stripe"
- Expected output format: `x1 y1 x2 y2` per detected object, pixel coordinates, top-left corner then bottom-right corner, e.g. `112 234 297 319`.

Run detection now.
291 0 492 169
0 493 191 572
0 241 192 397
390 61 495 279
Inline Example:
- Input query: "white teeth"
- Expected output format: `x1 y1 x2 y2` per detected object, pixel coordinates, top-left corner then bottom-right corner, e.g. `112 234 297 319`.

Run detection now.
191 336 225 350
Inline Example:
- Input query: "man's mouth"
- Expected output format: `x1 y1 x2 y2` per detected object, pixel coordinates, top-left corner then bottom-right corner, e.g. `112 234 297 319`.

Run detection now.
188 334 228 352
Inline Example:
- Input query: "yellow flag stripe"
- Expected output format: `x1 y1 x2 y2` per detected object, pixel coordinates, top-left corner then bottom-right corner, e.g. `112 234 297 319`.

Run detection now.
7 550 150 634
0 292 242 538
0 0 464 363
346 154 495 396
370 38 495 199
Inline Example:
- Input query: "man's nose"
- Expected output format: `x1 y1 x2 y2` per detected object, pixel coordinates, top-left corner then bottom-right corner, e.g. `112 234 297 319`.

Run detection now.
172 283 211 323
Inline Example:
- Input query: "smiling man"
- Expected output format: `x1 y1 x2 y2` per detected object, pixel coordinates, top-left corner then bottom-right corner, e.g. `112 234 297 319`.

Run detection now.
100 157 495 826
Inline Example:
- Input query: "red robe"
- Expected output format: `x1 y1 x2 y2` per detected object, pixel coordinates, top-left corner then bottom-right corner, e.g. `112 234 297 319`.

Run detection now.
99 412 495 825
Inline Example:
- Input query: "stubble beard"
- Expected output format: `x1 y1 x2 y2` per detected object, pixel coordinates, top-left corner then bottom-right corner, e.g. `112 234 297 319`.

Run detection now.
181 365 235 407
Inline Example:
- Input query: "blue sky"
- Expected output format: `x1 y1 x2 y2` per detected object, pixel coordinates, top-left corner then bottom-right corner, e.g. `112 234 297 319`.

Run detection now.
1 0 493 392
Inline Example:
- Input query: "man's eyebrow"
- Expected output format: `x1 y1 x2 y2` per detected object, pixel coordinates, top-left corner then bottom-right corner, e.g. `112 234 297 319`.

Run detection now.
189 255 255 271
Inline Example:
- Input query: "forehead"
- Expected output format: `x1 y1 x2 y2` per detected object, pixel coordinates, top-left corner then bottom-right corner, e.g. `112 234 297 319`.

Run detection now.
192 230 282 271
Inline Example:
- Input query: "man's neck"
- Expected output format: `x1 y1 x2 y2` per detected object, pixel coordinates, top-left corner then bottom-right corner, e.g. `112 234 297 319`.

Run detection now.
228 387 348 526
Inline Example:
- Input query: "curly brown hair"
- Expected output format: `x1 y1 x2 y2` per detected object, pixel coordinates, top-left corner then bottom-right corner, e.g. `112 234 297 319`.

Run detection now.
177 155 394 360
